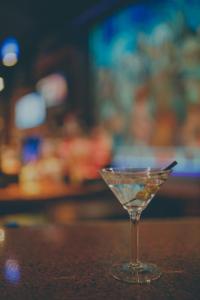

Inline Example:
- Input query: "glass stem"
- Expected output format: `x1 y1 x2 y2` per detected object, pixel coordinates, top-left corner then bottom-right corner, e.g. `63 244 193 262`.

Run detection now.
129 211 141 266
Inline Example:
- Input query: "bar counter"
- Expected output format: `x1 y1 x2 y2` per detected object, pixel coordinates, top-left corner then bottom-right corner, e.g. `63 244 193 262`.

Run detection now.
0 218 199 299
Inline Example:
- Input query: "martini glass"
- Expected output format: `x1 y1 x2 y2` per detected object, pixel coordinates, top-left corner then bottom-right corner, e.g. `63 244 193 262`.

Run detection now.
100 166 172 284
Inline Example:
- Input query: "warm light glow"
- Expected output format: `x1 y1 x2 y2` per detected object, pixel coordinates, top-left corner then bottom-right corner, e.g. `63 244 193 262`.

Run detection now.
20 182 41 195
1 147 21 174
0 77 4 91
2 52 18 67
19 163 41 195
0 228 5 242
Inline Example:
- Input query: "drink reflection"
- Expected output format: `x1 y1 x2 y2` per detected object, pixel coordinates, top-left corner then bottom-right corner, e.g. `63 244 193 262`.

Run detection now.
4 259 21 284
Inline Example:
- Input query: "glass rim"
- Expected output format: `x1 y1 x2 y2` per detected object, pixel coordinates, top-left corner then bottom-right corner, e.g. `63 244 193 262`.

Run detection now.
100 167 172 176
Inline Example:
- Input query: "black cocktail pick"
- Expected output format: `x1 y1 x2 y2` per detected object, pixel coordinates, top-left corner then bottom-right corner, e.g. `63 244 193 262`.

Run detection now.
164 161 178 171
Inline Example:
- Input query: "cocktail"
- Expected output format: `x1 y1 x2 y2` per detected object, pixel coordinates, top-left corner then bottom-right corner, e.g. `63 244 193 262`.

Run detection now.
100 162 177 283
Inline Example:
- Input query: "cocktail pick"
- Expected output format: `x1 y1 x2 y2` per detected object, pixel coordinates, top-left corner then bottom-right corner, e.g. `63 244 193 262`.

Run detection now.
164 161 178 171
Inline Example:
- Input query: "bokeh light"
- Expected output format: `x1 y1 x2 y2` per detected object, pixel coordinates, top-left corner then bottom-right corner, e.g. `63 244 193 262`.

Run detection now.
0 77 4 91
4 259 21 284
1 37 19 67
2 52 18 67
0 228 5 242
36 73 68 107
15 92 46 129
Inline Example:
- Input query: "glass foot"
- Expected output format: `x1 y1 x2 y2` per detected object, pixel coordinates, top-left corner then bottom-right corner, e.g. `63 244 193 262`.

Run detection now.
111 262 162 284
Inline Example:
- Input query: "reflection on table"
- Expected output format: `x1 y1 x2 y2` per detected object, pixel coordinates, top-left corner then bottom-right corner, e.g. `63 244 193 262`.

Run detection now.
0 218 199 299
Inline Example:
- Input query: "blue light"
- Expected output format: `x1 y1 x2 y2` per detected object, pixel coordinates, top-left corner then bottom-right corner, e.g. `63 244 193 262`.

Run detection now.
1 37 19 58
129 4 153 24
15 93 46 129
4 259 21 284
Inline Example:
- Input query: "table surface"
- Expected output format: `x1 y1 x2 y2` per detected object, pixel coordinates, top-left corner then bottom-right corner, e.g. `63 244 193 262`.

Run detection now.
0 218 199 300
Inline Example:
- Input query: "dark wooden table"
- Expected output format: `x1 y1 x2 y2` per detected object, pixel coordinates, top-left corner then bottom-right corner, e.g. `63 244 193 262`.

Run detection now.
0 218 199 299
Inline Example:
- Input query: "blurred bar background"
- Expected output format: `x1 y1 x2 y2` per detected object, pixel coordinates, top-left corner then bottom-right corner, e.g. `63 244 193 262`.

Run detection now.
0 0 199 225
